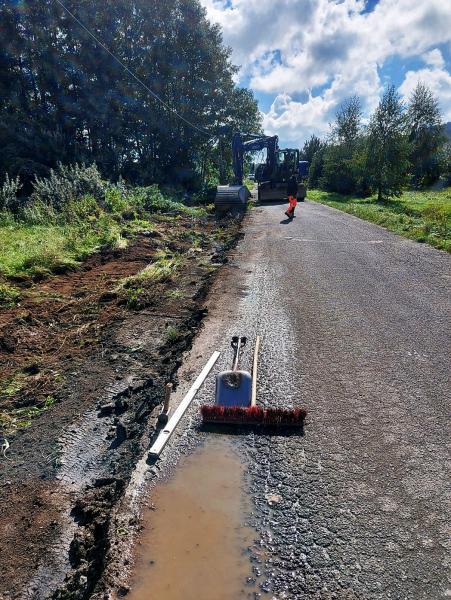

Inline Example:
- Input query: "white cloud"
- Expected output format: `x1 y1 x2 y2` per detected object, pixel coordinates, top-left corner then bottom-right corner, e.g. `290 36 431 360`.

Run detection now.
423 49 445 69
201 0 451 145
399 52 451 121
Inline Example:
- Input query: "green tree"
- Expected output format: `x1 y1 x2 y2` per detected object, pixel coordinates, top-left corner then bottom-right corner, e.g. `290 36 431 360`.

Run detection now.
333 95 362 146
366 86 411 201
308 143 326 188
407 82 445 186
0 0 261 192
300 135 323 164
321 96 363 194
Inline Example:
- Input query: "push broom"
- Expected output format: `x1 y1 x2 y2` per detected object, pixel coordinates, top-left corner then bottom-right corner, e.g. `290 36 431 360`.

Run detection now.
201 336 307 427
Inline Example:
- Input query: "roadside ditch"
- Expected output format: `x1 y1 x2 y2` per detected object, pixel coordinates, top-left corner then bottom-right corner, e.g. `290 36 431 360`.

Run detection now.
0 213 243 600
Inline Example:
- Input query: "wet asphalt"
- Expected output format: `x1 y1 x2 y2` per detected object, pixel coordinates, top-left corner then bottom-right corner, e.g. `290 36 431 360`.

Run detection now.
164 201 451 599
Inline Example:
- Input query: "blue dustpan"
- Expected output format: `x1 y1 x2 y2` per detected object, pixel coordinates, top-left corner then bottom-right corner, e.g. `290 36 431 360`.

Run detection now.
215 337 252 407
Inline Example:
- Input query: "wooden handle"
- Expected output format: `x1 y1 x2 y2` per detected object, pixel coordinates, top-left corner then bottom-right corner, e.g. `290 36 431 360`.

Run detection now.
163 382 172 413
251 336 261 407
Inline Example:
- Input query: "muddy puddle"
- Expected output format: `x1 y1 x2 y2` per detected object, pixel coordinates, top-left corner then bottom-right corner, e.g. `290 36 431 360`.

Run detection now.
128 436 260 600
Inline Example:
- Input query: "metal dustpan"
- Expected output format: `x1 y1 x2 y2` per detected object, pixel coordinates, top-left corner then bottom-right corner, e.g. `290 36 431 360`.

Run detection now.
215 336 252 407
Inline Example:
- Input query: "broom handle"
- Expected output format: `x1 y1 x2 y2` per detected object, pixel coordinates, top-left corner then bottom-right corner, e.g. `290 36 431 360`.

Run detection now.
251 336 261 407
232 337 241 371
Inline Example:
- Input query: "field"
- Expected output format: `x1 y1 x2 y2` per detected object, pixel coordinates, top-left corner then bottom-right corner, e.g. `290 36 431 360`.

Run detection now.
309 188 451 252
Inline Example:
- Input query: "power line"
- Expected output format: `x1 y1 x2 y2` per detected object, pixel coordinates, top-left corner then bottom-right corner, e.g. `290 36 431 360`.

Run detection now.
53 0 212 137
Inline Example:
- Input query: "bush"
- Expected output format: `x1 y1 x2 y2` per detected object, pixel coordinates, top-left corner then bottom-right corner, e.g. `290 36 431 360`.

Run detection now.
60 195 102 224
21 200 57 225
31 163 107 210
104 186 129 214
0 174 22 212
136 184 205 216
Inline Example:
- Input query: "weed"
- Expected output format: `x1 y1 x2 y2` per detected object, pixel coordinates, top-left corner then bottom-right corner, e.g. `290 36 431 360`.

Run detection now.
166 288 184 299
0 283 21 307
123 287 146 310
122 251 184 288
164 325 180 342
31 162 107 210
0 395 56 435
0 174 22 212
0 375 26 399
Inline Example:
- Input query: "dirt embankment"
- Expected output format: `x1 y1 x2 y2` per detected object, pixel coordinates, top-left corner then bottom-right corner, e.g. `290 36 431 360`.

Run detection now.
0 214 241 599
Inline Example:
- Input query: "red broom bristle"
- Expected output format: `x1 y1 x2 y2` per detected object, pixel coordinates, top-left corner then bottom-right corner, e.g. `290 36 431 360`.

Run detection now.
202 404 307 426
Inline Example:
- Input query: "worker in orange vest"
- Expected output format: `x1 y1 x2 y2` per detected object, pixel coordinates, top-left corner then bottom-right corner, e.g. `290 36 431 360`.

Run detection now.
285 175 298 219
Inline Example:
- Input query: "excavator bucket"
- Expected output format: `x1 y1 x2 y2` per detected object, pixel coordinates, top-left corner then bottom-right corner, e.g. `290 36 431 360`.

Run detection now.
215 185 250 213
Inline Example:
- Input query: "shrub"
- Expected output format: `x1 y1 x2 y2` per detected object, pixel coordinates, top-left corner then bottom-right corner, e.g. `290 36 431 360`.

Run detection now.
0 174 22 212
104 186 129 214
60 195 102 224
21 200 57 225
31 163 107 210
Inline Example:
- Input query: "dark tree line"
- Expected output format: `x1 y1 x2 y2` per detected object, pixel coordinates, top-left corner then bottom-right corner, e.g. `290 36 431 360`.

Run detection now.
302 84 449 200
0 0 261 191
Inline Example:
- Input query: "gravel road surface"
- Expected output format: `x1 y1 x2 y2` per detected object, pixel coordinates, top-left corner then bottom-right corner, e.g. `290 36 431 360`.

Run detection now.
162 201 451 599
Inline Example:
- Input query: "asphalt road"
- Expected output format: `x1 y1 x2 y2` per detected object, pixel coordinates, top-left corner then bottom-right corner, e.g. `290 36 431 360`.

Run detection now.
169 201 451 599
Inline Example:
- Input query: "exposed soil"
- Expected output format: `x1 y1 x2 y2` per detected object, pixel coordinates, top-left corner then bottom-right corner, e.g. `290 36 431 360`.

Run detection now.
0 214 242 600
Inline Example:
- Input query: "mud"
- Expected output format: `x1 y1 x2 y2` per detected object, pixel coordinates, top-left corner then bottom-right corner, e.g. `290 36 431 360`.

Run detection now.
128 436 258 600
0 214 242 599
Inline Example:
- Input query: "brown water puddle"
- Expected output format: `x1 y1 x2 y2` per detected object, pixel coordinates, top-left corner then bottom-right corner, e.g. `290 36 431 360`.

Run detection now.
128 436 259 600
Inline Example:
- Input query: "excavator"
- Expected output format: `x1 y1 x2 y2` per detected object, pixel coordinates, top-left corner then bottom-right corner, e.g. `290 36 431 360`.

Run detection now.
215 132 309 213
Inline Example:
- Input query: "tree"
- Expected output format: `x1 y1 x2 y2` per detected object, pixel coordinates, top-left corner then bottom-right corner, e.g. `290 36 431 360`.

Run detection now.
0 0 261 191
320 96 363 194
333 95 362 147
366 86 411 201
308 143 326 188
300 135 323 164
407 82 445 186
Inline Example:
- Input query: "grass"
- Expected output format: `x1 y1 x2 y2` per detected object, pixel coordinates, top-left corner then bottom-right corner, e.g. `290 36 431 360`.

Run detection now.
164 324 180 342
166 288 184 299
309 188 451 252
0 216 127 279
0 181 209 282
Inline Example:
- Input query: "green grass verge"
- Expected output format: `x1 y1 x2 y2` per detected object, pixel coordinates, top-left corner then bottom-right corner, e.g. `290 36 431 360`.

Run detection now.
0 183 208 282
309 188 451 252
0 218 127 279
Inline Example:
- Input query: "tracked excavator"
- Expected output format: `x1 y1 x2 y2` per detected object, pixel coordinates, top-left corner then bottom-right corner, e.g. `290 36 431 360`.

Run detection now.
215 132 309 213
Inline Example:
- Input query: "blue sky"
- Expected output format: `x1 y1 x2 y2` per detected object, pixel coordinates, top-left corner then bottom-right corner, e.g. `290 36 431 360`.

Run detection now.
201 0 451 148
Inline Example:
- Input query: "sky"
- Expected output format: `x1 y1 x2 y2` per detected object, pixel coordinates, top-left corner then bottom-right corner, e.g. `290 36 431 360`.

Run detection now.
200 0 451 149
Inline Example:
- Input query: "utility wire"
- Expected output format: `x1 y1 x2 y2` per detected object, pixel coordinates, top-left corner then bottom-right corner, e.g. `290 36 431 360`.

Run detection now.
53 0 212 137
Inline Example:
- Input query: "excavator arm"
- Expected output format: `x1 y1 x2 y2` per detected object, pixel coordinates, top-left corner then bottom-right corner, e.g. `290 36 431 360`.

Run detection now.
232 132 279 185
